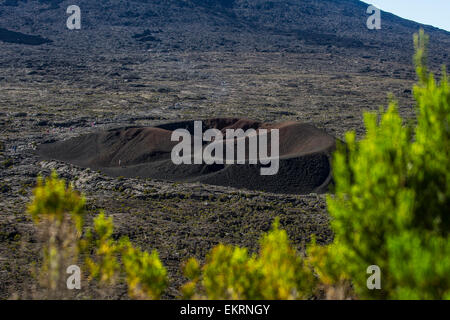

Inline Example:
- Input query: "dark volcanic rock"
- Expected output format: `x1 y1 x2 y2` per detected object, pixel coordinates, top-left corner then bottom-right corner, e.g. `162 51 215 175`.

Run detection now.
0 27 52 45
0 0 449 65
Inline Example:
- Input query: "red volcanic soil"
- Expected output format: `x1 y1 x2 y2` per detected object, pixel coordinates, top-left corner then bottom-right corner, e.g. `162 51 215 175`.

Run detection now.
37 118 337 194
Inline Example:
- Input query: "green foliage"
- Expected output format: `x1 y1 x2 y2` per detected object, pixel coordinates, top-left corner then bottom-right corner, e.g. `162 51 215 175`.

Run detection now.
311 30 450 299
386 231 450 299
182 219 315 300
120 238 168 299
83 213 168 299
27 170 86 295
28 170 85 233
27 172 167 299
410 30 450 232
83 212 120 285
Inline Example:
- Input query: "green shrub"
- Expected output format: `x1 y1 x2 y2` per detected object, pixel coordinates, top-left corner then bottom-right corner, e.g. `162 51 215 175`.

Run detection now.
310 30 450 299
27 172 167 299
83 213 168 299
83 212 121 285
120 238 168 299
27 170 86 296
28 171 85 231
182 219 315 300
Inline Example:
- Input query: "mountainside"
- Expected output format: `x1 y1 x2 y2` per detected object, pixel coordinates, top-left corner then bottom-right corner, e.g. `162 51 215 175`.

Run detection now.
1 1 449 132
1 0 449 59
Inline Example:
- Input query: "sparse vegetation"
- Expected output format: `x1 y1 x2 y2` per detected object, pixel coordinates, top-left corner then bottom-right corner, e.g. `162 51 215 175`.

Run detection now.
2 158 13 168
82 212 168 299
10 31 450 300
27 171 85 298
0 183 11 193
307 30 450 300
26 171 168 299
181 218 315 300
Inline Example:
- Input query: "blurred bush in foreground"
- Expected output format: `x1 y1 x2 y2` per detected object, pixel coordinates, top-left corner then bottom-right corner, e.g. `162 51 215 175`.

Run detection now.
181 219 316 299
28 172 167 299
308 29 449 299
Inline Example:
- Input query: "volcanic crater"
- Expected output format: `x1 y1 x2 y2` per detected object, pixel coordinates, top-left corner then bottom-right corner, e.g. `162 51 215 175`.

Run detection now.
37 118 337 194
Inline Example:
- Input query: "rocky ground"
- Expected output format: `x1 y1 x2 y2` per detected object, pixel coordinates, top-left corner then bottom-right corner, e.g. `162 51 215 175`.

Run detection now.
0 120 332 299
0 47 420 299
1 0 449 299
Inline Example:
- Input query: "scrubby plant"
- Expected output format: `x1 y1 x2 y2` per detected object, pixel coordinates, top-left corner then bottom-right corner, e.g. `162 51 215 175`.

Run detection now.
27 171 167 299
181 219 315 300
2 158 14 168
120 238 168 299
82 213 168 299
27 170 85 297
83 212 120 286
308 30 450 299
